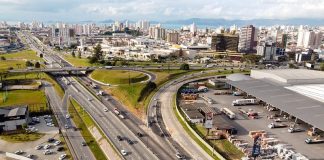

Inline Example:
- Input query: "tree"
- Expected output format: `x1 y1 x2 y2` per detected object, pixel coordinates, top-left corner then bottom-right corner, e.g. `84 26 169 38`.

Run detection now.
93 44 103 60
320 63 324 71
88 57 98 64
180 63 190 70
0 56 5 60
35 62 41 68
71 50 76 57
39 53 43 58
25 61 34 67
242 55 262 64
78 50 82 58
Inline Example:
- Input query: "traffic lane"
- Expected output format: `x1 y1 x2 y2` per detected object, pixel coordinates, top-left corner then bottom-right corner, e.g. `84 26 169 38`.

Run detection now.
44 83 95 160
69 83 157 160
79 77 177 160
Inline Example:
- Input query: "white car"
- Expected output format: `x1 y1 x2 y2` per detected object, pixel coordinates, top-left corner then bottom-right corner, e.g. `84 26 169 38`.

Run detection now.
64 124 69 129
54 140 61 146
59 154 67 160
14 150 23 155
35 145 42 150
43 150 52 155
121 149 127 156
44 144 51 149
65 114 70 119
104 108 108 112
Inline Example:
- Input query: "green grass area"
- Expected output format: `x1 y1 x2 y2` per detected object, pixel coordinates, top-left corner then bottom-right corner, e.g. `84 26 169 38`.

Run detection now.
91 69 148 85
1 50 43 61
69 98 107 160
63 55 99 67
0 90 46 107
0 133 45 143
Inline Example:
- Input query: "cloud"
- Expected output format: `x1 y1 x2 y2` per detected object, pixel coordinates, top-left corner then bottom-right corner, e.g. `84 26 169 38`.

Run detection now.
1 0 324 21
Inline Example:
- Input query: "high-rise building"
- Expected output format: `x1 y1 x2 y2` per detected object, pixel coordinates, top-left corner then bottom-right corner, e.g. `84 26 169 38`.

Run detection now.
297 30 322 49
149 26 166 40
190 22 197 34
210 34 239 52
238 25 258 53
166 32 179 44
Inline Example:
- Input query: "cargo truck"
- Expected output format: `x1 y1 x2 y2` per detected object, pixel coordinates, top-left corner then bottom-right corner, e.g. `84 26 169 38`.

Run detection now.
232 99 258 106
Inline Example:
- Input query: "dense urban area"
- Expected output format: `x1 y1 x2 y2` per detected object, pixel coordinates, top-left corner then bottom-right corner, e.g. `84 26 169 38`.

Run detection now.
0 16 323 160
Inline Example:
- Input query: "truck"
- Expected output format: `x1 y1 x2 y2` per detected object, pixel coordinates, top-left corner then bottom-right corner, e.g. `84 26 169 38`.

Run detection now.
268 123 288 129
105 66 113 69
232 99 258 106
305 138 324 144
114 108 120 115
221 108 236 119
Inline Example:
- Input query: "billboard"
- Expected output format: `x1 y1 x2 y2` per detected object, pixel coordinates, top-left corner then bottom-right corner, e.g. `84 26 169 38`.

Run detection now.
252 135 261 157
204 112 213 129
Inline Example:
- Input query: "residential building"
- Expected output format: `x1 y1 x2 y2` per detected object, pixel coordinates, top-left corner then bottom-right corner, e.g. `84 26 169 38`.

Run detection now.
166 32 179 44
297 30 323 49
238 25 258 53
0 106 29 132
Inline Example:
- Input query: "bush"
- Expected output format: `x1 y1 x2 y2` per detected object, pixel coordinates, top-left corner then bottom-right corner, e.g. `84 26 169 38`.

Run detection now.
25 61 34 67
180 63 190 70
0 56 6 60
88 56 98 64
35 62 41 68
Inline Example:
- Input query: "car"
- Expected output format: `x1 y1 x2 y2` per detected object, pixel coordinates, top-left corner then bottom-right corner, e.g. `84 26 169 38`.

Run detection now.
288 127 304 133
35 145 42 150
81 141 87 146
104 108 108 112
65 114 70 119
54 140 61 146
87 98 93 101
48 138 56 143
137 132 143 137
64 124 69 129
127 139 133 145
59 154 67 160
305 138 324 144
121 149 127 156
57 146 65 152
176 152 183 159
14 150 24 155
44 144 51 149
117 135 123 141
26 154 34 158
43 150 52 155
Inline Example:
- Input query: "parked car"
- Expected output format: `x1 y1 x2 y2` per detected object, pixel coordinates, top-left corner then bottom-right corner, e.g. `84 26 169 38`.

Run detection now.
57 146 65 152
59 154 67 160
14 150 24 155
288 127 304 133
35 145 42 150
121 150 127 156
44 144 51 149
26 154 34 159
43 150 53 155
54 140 61 146
48 138 56 143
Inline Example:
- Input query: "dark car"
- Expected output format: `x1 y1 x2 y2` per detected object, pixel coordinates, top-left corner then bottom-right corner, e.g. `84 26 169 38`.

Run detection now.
117 135 123 141
137 132 143 137
127 139 134 145
81 141 87 146
57 147 65 152
48 138 55 143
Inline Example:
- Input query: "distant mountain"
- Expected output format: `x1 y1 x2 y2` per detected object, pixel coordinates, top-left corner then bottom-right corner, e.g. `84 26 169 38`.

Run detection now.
98 19 114 23
163 18 324 26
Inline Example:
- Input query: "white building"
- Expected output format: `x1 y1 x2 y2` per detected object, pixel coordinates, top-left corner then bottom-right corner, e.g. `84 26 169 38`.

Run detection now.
297 30 322 49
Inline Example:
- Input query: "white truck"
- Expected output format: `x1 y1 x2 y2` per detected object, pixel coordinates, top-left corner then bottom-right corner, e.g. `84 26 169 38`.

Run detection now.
221 108 236 119
114 108 120 115
105 66 113 69
232 99 258 106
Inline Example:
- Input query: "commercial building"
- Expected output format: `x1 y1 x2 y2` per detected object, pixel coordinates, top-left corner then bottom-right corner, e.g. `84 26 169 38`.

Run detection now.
238 25 258 53
210 34 239 52
256 42 285 61
227 69 324 132
0 106 29 132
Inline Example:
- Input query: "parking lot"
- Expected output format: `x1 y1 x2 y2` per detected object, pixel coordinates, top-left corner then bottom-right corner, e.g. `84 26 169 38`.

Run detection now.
0 116 68 160
201 90 324 159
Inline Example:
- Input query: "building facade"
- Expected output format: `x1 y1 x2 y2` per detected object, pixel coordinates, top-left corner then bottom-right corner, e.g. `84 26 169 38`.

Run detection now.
210 34 239 52
238 25 258 53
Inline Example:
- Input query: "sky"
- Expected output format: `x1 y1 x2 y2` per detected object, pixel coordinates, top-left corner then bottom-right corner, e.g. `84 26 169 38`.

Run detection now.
1 0 324 22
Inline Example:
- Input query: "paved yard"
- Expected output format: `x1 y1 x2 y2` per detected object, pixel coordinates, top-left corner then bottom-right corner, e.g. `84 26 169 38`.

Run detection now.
0 116 68 160
200 91 324 159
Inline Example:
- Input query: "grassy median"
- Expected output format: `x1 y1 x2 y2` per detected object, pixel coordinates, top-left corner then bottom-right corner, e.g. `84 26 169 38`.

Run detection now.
91 69 148 85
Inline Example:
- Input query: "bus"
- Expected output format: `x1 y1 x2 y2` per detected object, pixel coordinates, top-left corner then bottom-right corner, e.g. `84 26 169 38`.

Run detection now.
221 108 236 119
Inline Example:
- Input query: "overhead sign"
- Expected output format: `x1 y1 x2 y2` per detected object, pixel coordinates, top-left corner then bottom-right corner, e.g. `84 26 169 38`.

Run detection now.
204 112 213 129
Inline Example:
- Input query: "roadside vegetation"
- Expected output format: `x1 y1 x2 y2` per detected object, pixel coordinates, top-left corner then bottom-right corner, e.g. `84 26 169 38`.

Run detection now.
0 133 45 143
68 98 108 160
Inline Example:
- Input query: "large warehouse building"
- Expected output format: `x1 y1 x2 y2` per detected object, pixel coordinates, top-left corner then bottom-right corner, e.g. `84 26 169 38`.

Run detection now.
226 69 324 132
